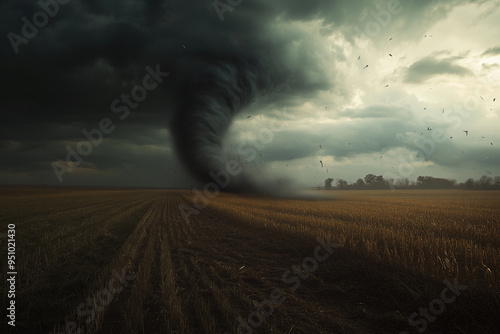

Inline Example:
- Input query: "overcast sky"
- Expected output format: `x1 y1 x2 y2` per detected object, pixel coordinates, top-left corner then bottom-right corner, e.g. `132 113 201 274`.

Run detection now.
1 0 499 189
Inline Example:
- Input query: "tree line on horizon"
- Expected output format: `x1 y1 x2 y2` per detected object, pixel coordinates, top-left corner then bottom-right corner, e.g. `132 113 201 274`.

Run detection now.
324 174 500 190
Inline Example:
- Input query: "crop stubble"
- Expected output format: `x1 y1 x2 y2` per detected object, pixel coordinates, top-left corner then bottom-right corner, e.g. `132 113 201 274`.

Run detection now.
1 187 499 333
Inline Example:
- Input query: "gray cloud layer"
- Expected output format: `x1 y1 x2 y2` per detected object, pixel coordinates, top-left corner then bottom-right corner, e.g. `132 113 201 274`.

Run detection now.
0 0 498 187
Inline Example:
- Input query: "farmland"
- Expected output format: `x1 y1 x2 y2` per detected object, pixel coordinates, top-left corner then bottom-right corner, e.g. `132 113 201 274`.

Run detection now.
1 186 499 333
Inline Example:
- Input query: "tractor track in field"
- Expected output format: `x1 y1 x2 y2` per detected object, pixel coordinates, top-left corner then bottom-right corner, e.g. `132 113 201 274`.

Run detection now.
94 191 370 334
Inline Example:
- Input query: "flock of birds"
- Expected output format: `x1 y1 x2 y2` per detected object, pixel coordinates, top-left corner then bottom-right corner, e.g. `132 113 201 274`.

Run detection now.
235 35 497 177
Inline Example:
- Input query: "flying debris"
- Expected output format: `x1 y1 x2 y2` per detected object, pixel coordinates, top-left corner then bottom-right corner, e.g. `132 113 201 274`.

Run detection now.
491 143 494 145
463 130 468 136
327 168 328 173
182 44 186 49
380 156 383 158
389 54 392 57
385 85 389 87
246 115 251 118
287 156 293 160
363 65 369 69
348 142 350 145
480 96 484 100
494 98 496 102
442 109 444 113
357 56 360 60
389 37 393 41
251 99 256 103
424 108 426 110
320 160 323 168
427 127 431 131
319 145 322 149
424 34 427 37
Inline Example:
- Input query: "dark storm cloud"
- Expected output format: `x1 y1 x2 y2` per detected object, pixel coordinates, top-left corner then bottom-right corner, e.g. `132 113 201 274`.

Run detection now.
0 0 340 190
404 56 473 83
0 0 480 188
482 46 500 56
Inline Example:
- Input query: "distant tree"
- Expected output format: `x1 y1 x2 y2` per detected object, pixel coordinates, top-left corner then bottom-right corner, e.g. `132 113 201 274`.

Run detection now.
354 178 365 188
464 178 475 190
479 175 492 189
417 176 455 189
336 179 348 189
494 176 500 189
395 178 410 189
364 174 377 184
416 176 425 186
324 178 334 190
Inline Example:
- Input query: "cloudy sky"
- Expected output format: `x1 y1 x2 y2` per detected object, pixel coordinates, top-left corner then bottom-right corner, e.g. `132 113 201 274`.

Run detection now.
1 0 499 189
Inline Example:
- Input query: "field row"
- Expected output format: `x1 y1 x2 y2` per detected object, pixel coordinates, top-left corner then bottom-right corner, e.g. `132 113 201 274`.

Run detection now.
1 187 499 333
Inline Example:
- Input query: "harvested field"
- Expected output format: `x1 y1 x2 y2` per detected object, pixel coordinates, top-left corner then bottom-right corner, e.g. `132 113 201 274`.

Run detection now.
1 186 499 333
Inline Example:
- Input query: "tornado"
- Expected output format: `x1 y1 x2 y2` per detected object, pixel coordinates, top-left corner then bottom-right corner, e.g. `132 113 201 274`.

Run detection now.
171 53 273 193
